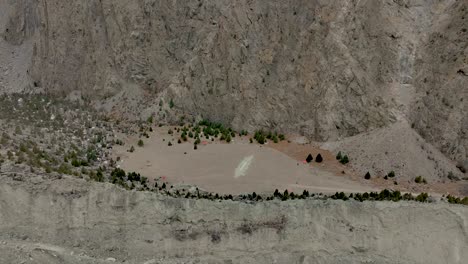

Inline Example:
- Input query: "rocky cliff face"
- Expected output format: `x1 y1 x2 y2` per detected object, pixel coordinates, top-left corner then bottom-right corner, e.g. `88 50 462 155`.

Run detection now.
0 0 466 164
1 175 467 264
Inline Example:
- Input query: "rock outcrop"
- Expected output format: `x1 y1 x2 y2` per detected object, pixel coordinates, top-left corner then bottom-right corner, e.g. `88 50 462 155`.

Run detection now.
1 174 467 263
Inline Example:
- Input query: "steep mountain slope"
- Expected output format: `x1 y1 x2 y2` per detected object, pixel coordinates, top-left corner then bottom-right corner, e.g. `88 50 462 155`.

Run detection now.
0 0 466 166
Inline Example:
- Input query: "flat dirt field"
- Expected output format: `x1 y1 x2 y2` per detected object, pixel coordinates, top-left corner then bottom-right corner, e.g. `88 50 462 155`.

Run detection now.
113 127 375 194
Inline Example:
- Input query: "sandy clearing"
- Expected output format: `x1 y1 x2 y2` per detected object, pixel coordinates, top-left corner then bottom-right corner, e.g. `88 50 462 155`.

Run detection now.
113 128 375 194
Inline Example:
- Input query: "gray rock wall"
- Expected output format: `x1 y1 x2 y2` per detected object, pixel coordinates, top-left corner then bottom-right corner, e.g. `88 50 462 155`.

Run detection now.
0 0 466 163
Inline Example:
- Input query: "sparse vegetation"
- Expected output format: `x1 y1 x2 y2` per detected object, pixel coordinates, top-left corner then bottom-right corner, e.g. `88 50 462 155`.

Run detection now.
446 195 468 205
415 176 427 184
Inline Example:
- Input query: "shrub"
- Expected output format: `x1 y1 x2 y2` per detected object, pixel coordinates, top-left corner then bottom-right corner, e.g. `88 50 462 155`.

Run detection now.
254 131 266 144
249 138 253 143
71 159 81 167
387 171 395 178
415 193 429 202
336 151 342 160
415 176 426 184
194 144 198 150
110 168 126 184
95 170 104 182
447 171 459 181
279 134 285 141
169 99 175 108
340 155 349 164
364 172 371 180
226 134 232 143
272 135 278 143
306 154 313 163
447 195 468 205
138 139 144 147
315 154 323 163
168 141 172 146
127 172 141 182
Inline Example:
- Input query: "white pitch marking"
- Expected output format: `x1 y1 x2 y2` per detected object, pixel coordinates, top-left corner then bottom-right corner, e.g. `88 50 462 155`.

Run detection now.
234 155 254 178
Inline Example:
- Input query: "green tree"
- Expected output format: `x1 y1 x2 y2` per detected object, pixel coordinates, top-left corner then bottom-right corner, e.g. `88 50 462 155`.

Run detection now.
365 172 371 180
138 139 144 147
315 154 323 163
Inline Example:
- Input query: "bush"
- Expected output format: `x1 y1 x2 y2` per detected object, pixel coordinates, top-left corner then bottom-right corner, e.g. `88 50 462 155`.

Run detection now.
306 154 313 163
254 131 266 144
315 154 323 163
110 168 126 184
138 139 144 147
387 171 395 178
447 171 459 181
71 159 81 167
340 155 349 164
415 176 427 184
168 129 173 135
279 134 285 141
168 141 172 146
169 99 175 108
272 135 278 143
364 172 371 180
96 170 104 182
127 172 141 182
129 146 135 153
336 151 342 160
415 193 429 202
